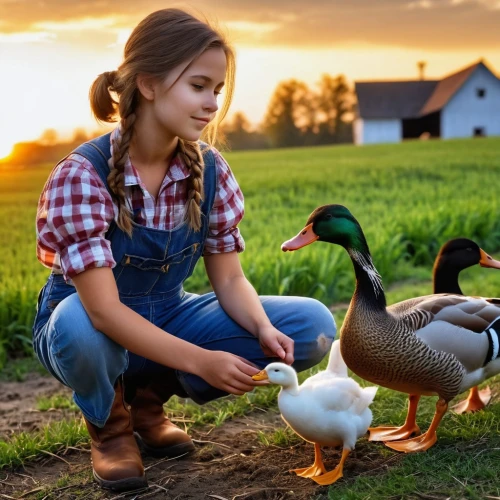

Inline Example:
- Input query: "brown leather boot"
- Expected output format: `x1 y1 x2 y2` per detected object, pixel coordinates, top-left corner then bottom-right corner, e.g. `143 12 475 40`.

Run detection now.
130 378 195 458
84 379 147 491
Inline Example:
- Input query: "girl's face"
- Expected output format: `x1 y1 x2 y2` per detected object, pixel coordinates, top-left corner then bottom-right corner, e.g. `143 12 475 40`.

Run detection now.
151 47 227 142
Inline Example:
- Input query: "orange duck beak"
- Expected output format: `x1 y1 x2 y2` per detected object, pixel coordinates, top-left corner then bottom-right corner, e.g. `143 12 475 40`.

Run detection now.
479 248 500 269
281 223 318 252
252 370 269 381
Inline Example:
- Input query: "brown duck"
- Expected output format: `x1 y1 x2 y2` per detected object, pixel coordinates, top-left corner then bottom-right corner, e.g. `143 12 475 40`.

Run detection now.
282 205 500 453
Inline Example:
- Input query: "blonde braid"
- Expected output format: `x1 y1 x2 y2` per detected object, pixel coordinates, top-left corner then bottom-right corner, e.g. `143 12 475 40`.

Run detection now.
177 139 205 232
107 86 137 236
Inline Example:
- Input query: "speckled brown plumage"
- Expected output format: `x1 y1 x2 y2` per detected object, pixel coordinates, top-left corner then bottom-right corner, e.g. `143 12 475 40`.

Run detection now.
341 284 500 402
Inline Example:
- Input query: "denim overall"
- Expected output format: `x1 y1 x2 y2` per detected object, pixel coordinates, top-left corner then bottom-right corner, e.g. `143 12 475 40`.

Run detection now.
33 134 336 427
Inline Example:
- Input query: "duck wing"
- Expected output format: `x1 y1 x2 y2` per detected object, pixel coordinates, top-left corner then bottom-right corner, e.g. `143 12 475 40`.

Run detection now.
388 294 467 319
393 294 500 373
302 377 361 413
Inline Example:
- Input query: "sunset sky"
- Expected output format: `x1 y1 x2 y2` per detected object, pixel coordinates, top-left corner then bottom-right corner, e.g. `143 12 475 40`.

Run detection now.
1 0 500 158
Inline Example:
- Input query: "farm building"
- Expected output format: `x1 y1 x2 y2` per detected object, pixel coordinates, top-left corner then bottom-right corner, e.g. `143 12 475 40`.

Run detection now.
353 60 500 145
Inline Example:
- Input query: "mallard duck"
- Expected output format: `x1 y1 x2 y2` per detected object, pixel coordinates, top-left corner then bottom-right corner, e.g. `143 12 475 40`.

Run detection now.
434 238 500 414
252 340 377 485
281 205 500 453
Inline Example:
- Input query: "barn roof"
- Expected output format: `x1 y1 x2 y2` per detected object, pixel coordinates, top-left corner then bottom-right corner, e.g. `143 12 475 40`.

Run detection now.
355 61 497 120
355 80 438 119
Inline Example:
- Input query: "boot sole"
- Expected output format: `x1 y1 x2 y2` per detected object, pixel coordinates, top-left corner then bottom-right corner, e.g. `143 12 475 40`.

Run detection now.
134 432 196 458
93 470 148 492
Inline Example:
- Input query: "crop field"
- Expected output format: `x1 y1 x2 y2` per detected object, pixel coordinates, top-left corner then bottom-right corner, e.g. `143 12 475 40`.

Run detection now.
2 137 500 363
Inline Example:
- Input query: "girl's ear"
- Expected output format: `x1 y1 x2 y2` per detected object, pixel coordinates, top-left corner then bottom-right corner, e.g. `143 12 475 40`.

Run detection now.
136 74 157 101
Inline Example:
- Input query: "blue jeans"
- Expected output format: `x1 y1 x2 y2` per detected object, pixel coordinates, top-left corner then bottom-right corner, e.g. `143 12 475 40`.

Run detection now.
33 284 336 427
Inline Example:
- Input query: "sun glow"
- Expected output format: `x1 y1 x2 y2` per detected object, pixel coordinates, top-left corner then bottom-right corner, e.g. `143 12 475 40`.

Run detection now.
0 141 14 160
1 10 500 152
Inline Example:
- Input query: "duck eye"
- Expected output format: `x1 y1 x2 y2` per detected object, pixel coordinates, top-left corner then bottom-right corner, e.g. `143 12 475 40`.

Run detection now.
466 248 472 252
325 214 333 220
274 369 279 372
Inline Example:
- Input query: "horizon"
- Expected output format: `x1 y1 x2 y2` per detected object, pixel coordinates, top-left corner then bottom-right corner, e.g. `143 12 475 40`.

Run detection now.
1 0 500 158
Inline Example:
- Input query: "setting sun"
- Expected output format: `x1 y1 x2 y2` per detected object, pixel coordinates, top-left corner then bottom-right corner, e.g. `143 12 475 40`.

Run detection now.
0 142 14 161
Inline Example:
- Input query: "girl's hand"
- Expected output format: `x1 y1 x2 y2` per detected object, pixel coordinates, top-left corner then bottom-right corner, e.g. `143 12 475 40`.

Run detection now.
197 351 269 395
257 325 294 365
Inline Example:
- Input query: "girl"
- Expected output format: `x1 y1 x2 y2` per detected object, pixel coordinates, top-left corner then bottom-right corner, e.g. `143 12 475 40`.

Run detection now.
33 8 336 492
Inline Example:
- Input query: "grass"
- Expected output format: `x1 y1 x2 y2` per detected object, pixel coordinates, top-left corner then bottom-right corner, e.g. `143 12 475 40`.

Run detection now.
330 442 500 499
2 138 500 361
257 427 302 447
0 356 47 382
0 419 89 470
36 394 78 412
2 139 500 496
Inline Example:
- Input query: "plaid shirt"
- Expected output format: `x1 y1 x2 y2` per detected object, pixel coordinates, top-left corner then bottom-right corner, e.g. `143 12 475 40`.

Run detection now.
36 131 245 280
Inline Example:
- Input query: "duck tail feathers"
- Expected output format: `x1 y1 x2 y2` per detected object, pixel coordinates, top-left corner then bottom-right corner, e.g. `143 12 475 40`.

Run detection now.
326 339 348 377
361 386 378 407
351 386 378 413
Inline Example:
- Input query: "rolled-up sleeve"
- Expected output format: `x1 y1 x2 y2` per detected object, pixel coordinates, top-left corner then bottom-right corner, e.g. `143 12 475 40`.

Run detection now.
36 157 116 280
203 149 245 255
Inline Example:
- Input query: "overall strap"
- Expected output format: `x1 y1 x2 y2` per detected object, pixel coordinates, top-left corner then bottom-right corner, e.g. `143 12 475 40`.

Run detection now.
73 135 217 216
200 143 218 216
72 133 113 195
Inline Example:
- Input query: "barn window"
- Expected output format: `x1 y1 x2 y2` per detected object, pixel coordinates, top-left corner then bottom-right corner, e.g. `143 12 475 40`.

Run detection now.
473 127 485 137
476 88 486 98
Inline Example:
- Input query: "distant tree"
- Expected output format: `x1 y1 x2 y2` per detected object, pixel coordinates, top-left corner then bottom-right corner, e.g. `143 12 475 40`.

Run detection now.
261 79 313 148
72 127 89 143
228 111 251 133
221 112 268 151
38 128 59 146
316 74 354 144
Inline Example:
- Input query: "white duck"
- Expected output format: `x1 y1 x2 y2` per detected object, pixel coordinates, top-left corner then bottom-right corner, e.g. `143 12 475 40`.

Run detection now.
252 340 377 485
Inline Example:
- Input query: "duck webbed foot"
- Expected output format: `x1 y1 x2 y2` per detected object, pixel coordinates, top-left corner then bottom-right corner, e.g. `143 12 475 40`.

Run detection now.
369 394 421 442
312 448 350 486
290 443 327 478
384 398 448 453
451 386 491 414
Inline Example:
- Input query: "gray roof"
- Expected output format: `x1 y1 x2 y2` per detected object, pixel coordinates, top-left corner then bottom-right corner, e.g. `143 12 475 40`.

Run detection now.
355 61 497 120
356 80 438 119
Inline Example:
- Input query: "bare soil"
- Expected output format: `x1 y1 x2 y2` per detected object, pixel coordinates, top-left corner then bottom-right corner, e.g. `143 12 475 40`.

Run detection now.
0 374 397 500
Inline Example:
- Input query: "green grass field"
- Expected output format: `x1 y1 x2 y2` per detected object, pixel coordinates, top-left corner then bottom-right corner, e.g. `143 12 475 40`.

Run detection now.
2 138 500 497
2 137 500 361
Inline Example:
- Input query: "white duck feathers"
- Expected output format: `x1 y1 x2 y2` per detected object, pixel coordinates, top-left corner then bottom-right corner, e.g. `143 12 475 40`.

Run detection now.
264 340 377 449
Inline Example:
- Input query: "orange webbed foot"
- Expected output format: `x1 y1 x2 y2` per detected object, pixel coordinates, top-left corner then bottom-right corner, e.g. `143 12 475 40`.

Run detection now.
368 423 421 442
291 463 327 478
290 442 326 478
385 398 448 453
384 430 437 453
369 394 421 442
311 449 350 486
452 386 491 414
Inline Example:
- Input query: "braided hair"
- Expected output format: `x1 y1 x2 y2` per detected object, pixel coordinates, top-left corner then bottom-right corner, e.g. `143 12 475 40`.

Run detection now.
89 8 235 235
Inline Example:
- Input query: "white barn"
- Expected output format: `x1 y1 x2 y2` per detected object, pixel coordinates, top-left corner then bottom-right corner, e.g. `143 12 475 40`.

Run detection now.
354 60 500 145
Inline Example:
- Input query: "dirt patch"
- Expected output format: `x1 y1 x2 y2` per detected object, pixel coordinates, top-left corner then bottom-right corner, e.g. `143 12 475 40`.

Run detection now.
0 374 398 500
0 372 75 439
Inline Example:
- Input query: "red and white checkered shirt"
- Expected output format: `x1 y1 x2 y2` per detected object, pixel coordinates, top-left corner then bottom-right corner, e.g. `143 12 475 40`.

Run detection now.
36 130 245 280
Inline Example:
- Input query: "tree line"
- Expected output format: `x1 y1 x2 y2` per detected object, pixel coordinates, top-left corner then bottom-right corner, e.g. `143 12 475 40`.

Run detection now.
222 74 355 150
1 73 355 166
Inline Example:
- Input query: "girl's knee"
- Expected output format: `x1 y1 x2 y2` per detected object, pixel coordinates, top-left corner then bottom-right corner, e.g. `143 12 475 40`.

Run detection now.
292 298 337 368
299 298 336 339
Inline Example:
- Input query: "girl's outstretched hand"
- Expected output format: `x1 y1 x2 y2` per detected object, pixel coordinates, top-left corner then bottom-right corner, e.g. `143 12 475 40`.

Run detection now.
257 325 295 365
197 351 269 395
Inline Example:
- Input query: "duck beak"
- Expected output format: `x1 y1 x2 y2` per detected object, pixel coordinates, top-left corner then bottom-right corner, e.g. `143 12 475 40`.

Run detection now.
252 370 269 381
479 248 500 269
281 223 319 252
